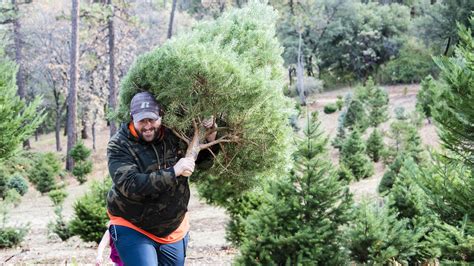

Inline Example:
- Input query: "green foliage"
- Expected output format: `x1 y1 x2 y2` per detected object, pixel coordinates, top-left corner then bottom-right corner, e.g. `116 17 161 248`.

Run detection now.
336 95 344 110
394 106 408 120
340 130 374 180
379 153 408 194
323 103 338 114
332 110 347 150
225 189 269 246
69 178 111 243
236 114 352 265
69 142 91 161
48 206 73 241
0 226 28 248
48 189 68 207
383 119 424 164
432 21 474 167
72 161 93 184
28 152 60 194
343 99 368 131
379 37 438 84
4 189 22 207
70 142 93 184
7 174 28 196
366 128 384 162
345 200 424 264
416 75 437 121
0 166 7 199
118 3 293 207
0 53 45 161
364 79 389 127
428 221 474 262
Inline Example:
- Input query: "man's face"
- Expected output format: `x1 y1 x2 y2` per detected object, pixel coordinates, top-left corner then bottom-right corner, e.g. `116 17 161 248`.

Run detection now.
133 117 162 142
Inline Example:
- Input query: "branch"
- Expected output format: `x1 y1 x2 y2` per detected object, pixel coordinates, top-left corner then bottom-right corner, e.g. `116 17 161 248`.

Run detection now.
199 135 239 150
170 128 190 145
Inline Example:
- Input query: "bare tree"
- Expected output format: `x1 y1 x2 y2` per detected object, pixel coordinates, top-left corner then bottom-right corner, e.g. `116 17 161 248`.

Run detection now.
67 0 80 171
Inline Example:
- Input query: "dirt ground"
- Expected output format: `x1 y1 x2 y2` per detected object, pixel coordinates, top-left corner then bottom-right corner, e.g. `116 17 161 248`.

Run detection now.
0 84 439 264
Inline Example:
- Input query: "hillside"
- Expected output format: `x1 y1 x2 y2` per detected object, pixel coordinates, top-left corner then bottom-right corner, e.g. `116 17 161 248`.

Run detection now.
0 84 439 264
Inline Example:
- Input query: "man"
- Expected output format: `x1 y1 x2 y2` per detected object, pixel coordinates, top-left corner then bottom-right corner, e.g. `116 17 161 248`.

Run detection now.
106 91 217 265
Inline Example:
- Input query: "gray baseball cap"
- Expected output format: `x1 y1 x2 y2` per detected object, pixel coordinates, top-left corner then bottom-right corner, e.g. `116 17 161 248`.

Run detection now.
130 92 161 122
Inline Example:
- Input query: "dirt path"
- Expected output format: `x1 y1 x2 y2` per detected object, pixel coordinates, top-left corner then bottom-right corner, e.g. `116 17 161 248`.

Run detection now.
0 84 439 264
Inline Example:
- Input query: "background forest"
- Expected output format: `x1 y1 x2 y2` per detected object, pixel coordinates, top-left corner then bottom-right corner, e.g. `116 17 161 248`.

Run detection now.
0 0 473 264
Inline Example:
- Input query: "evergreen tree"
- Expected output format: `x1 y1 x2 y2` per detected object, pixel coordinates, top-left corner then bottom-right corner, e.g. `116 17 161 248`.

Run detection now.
345 200 425 265
340 130 374 180
332 110 347 150
116 2 293 206
384 119 424 164
366 128 384 162
236 113 353 265
367 81 389 127
343 99 368 132
379 153 408 194
432 21 474 167
0 51 44 161
416 75 437 124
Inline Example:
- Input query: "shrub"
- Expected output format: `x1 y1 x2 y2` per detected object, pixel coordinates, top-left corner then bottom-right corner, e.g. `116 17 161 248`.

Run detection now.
70 142 93 184
340 130 374 180
324 103 338 114
69 178 111 243
28 152 60 194
48 189 68 207
7 174 28 196
48 206 73 241
0 166 7 199
336 95 344 110
72 161 93 184
0 226 28 248
4 189 21 207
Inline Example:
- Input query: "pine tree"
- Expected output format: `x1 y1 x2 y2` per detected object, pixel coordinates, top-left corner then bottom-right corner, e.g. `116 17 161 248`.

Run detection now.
116 2 293 206
432 21 474 167
345 200 425 265
0 51 44 161
332 110 347 150
360 78 389 127
367 128 384 162
384 120 424 164
236 113 353 265
379 153 408 194
340 130 374 180
416 75 437 124
343 99 368 132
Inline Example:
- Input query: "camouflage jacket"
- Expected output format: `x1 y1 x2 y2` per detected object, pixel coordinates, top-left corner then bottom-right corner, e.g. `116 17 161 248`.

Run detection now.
106 123 216 237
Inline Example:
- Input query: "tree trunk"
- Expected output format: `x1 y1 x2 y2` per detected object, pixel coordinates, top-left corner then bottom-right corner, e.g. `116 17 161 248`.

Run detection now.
296 32 306 106
81 118 88 139
92 110 98 151
107 0 117 137
167 0 178 39
12 0 31 149
66 0 80 171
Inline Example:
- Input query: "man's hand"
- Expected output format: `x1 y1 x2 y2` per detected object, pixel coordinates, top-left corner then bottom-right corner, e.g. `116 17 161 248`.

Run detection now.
202 116 217 142
173 157 195 176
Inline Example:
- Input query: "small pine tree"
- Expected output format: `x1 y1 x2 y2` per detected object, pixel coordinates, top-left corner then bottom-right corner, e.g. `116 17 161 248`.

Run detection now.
363 78 389 127
340 130 374 180
384 120 424 164
69 178 111 243
236 113 353 265
367 128 384 162
332 110 347 150
48 206 73 241
345 200 424 264
344 99 368 132
70 142 93 184
379 153 408 194
416 75 437 124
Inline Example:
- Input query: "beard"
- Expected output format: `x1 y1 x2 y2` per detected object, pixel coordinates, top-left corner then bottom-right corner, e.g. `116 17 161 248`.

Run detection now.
138 127 159 142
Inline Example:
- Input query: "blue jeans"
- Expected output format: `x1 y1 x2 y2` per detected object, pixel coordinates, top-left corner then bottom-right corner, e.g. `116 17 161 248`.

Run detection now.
110 225 189 266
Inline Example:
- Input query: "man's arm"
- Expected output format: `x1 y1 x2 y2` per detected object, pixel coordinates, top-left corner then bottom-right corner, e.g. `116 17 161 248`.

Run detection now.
107 140 177 201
